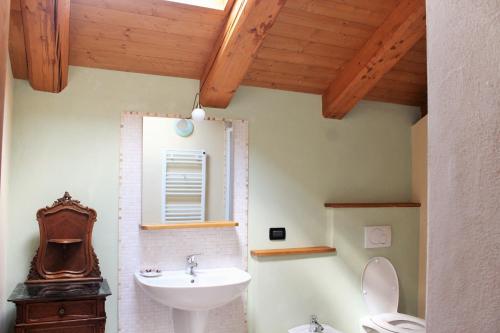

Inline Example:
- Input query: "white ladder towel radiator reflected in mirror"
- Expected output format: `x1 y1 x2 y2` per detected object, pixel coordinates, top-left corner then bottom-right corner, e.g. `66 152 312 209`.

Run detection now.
225 124 233 221
162 150 206 223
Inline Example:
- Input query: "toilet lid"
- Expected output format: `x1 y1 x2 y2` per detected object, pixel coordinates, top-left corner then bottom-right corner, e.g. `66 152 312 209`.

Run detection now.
362 257 399 315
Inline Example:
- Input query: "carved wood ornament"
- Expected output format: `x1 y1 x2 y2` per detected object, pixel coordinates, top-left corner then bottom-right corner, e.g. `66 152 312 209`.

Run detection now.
26 192 102 283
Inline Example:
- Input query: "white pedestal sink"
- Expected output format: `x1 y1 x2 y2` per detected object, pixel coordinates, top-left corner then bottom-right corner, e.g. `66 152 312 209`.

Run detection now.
135 267 251 333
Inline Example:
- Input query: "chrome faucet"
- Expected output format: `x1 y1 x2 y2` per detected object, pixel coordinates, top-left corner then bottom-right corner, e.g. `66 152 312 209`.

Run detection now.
310 315 324 332
186 254 200 276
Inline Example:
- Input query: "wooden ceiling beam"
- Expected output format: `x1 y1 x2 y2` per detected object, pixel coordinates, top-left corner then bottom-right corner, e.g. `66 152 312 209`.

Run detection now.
322 0 426 119
20 0 70 92
200 0 287 108
9 6 28 79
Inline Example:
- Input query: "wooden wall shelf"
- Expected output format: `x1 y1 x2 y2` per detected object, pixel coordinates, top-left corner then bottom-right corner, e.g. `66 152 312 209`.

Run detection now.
324 202 421 208
48 238 83 244
141 221 239 230
250 246 336 257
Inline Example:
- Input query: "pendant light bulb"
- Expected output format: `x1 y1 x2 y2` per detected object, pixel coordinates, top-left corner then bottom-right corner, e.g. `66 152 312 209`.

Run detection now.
191 92 205 121
191 107 205 121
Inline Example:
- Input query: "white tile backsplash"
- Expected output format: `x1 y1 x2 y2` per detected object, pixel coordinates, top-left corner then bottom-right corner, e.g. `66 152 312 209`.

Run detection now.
118 113 248 333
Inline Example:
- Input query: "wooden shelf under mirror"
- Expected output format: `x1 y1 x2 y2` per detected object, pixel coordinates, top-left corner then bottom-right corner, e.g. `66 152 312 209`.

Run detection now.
324 202 421 208
141 221 239 230
251 246 336 257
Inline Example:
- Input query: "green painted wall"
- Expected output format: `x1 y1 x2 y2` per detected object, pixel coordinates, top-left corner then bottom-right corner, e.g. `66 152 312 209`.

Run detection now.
6 67 420 333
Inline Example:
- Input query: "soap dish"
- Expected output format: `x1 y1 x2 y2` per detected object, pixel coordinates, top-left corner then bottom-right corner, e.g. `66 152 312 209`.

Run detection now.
139 269 162 277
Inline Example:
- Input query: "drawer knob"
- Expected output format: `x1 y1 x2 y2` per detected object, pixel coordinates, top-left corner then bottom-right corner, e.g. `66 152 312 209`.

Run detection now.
58 307 65 316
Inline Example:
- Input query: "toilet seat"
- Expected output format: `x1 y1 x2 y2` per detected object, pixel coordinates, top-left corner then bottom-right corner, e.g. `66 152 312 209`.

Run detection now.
361 257 426 333
371 313 425 333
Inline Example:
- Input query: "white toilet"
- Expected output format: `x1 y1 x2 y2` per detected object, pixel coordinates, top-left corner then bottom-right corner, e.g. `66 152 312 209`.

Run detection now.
360 257 426 333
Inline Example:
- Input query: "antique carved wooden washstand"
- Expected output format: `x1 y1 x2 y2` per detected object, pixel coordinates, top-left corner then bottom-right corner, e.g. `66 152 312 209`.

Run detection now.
8 192 111 333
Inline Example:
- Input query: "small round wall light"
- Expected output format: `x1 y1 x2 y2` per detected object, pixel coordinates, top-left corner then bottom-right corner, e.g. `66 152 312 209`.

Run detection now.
174 119 194 137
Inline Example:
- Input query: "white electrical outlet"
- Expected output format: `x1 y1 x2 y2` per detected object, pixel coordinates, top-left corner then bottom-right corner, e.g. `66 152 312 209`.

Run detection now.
364 226 392 248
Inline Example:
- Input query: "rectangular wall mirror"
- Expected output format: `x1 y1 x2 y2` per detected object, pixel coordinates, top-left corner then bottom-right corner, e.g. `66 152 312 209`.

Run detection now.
142 116 236 226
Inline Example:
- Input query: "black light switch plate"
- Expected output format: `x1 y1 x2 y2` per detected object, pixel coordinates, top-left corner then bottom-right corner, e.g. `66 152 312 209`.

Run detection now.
269 228 286 240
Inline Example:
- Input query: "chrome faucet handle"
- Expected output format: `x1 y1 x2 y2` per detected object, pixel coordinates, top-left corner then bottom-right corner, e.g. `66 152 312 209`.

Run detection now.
310 315 324 332
186 253 201 264
186 254 201 275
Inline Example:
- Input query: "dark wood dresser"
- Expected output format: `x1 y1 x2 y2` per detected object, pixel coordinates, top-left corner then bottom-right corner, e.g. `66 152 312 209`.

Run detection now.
8 193 111 333
8 280 111 333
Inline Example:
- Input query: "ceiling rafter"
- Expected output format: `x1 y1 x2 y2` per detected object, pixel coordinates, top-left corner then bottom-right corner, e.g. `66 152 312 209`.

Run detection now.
322 0 426 119
199 0 287 108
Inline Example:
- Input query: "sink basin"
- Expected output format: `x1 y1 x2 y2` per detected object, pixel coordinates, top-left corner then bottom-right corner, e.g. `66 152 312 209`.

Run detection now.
135 267 251 311
135 267 251 333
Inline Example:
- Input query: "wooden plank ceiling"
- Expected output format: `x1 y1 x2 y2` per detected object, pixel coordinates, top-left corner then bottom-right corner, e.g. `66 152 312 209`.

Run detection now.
9 0 427 116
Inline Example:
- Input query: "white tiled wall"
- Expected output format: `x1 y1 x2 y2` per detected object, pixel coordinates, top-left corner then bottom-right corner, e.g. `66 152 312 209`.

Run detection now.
118 113 249 333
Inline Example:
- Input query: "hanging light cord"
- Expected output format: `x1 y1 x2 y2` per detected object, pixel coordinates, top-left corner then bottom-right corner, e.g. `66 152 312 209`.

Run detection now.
192 92 202 110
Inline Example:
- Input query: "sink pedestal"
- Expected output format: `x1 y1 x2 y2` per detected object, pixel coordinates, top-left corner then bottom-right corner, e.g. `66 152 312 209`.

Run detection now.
173 309 209 333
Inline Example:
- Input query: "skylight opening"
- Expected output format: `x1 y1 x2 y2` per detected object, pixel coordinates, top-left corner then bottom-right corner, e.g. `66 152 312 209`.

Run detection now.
165 0 229 10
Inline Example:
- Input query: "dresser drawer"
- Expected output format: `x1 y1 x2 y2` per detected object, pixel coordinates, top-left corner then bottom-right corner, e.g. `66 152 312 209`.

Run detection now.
26 300 98 323
24 322 100 333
